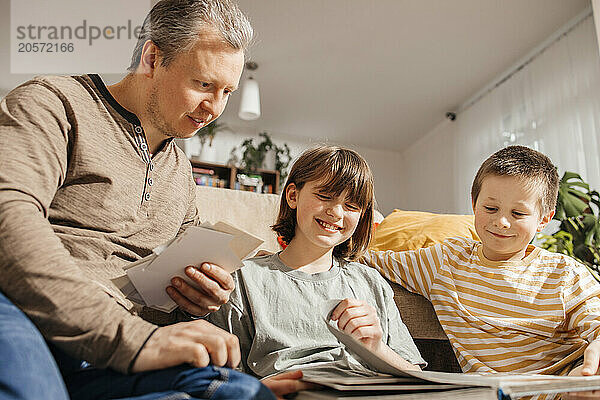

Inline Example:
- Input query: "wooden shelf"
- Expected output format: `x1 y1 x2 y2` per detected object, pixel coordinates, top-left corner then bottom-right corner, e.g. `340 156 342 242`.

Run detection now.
190 159 280 194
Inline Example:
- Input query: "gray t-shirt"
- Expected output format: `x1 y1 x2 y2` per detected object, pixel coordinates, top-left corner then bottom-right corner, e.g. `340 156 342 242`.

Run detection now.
207 253 425 378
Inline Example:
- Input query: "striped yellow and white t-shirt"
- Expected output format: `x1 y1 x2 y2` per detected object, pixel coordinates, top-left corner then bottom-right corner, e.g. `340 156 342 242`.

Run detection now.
364 237 600 375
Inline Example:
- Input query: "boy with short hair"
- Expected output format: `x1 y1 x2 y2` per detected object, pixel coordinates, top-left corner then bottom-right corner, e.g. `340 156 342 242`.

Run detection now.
364 145 600 381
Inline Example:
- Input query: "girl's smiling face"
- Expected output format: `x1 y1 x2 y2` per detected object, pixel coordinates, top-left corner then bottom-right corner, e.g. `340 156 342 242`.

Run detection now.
286 180 362 253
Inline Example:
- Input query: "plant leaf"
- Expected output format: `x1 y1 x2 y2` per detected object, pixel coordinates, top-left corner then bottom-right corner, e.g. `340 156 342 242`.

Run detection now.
562 196 589 217
568 181 590 190
562 171 583 181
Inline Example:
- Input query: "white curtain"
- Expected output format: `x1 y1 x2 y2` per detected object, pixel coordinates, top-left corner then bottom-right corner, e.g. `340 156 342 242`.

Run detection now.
452 15 600 213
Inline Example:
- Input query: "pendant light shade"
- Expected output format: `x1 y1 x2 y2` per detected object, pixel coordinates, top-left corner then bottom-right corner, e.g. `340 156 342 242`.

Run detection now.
238 61 261 121
238 77 261 120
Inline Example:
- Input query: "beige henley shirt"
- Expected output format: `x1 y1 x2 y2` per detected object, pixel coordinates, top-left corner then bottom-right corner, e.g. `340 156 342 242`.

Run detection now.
0 74 198 373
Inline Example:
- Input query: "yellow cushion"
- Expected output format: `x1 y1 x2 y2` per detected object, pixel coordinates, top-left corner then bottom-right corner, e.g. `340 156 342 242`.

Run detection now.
369 209 479 252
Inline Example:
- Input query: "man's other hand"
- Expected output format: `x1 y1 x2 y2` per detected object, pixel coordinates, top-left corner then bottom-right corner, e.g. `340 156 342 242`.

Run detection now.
131 320 240 373
166 263 234 316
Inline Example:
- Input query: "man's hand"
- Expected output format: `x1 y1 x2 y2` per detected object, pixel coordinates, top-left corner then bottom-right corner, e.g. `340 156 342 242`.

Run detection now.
131 320 240 373
261 370 316 399
565 340 600 399
330 298 383 352
166 263 235 316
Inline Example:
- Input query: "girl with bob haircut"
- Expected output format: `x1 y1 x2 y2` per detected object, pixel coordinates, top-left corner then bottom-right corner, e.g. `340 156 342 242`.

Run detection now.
272 145 374 261
208 145 424 391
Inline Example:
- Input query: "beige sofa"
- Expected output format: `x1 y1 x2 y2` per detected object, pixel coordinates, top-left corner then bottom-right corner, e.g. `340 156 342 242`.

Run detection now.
195 186 461 372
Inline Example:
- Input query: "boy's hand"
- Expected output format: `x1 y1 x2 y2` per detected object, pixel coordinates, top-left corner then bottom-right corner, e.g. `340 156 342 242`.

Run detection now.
330 298 383 352
581 339 600 376
261 370 317 399
166 263 235 316
565 340 600 399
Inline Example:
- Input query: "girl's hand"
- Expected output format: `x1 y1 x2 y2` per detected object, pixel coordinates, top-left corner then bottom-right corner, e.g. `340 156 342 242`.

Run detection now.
330 298 383 352
330 298 420 371
261 370 317 399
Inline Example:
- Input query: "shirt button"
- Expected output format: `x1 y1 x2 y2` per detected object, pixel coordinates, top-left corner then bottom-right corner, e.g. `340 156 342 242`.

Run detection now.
140 143 148 150
144 193 151 201
149 163 154 171
148 178 153 186
134 126 143 134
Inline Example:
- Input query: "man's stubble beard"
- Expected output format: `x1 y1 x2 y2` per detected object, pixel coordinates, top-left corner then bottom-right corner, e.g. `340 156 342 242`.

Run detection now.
145 87 189 140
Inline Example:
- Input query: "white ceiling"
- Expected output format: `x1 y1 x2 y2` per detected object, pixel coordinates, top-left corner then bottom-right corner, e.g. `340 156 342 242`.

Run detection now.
219 0 591 151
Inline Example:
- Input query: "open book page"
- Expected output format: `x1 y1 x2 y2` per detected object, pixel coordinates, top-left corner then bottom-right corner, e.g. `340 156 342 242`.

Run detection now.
299 377 467 392
112 221 263 312
295 387 499 400
320 300 600 397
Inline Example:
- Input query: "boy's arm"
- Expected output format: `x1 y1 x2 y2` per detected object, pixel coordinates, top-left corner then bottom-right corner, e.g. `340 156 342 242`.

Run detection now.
563 262 600 375
362 244 445 298
564 267 600 341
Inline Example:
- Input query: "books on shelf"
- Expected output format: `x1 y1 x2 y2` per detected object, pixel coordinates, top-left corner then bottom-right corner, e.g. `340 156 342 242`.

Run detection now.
192 167 227 188
189 160 278 193
192 167 215 175
194 175 227 188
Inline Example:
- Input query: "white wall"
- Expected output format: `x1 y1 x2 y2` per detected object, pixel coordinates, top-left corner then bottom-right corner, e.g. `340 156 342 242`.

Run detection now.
395 119 459 214
358 146 405 216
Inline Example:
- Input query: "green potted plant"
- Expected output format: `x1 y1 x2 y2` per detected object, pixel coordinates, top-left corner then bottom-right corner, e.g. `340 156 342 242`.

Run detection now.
537 171 600 279
196 119 227 146
240 132 273 171
274 142 292 182
230 132 291 180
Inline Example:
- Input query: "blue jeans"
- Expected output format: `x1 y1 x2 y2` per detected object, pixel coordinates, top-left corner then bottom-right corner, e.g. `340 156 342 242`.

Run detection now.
57 361 275 400
0 290 69 400
0 289 273 400
51 329 274 400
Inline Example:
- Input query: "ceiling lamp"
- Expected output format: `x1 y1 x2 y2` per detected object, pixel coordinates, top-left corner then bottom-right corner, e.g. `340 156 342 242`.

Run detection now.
238 61 261 121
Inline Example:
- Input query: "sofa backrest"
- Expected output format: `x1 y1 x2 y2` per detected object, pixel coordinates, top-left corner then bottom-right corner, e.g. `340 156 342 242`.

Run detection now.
195 186 281 253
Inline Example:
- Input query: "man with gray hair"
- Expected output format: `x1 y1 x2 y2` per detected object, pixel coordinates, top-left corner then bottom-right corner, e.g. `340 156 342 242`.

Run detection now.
0 0 306 398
